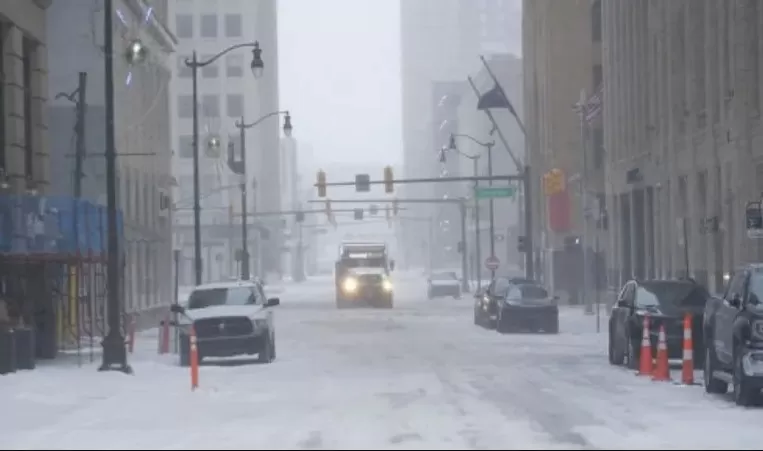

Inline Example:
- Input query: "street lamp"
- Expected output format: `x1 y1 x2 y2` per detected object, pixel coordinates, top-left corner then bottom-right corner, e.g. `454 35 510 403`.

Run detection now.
446 133 495 286
185 41 264 286
231 110 293 280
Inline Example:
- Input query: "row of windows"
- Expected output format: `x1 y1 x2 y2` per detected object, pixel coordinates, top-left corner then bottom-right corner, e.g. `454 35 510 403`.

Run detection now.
176 54 246 79
175 13 242 39
176 93 244 119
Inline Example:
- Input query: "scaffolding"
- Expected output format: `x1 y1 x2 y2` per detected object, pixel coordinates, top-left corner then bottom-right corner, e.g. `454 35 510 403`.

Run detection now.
0 194 125 366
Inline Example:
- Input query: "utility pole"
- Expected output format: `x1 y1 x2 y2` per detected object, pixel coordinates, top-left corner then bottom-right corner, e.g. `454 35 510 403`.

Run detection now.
99 0 130 374
73 72 87 198
486 142 496 279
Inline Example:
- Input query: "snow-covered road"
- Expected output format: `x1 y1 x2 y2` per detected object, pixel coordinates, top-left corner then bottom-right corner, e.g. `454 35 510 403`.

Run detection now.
2 274 762 450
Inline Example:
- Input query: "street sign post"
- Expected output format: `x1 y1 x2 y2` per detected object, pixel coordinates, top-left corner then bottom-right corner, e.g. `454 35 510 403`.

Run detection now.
485 256 500 271
475 186 515 199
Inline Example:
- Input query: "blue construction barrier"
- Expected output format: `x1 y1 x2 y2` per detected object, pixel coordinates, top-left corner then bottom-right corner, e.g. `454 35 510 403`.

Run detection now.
0 195 124 255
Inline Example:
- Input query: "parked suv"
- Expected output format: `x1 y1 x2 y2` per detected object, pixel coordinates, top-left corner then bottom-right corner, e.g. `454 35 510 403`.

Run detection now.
704 264 763 406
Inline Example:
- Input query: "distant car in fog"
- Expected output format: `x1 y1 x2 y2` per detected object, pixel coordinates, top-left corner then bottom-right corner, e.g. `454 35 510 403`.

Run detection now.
427 271 461 299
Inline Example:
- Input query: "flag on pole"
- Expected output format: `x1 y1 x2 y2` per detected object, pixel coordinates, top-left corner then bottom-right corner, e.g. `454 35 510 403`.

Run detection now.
477 84 520 123
573 83 604 124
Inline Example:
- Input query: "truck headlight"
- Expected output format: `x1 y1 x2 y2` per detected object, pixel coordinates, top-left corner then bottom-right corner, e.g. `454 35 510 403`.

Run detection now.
342 277 358 293
382 280 393 292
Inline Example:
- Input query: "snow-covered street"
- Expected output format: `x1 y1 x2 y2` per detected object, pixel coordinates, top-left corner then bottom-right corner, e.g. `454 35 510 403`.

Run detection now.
2 273 762 450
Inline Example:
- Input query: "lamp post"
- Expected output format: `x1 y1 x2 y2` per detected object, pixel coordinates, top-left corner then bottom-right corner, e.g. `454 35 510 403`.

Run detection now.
232 111 292 280
447 133 495 286
185 42 264 286
99 0 151 373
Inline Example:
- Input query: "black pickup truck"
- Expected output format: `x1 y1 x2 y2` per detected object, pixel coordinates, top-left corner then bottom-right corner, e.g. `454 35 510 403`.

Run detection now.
703 264 763 406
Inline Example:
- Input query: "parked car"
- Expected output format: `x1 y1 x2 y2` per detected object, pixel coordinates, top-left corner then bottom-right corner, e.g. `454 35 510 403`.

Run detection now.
171 280 280 366
495 283 559 333
427 271 461 299
704 264 763 406
608 278 707 370
474 277 534 328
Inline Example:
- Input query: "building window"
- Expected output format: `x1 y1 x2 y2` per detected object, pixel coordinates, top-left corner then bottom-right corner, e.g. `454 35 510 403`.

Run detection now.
225 14 242 38
201 94 219 117
226 94 244 118
226 54 243 77
592 64 603 90
201 54 218 78
591 0 602 42
22 38 34 183
200 14 217 38
178 135 193 158
177 55 192 78
177 94 194 118
175 14 193 39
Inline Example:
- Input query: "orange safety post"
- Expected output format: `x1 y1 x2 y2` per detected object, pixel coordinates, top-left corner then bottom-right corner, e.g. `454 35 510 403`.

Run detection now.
681 313 694 385
638 315 653 376
652 324 671 382
190 326 199 391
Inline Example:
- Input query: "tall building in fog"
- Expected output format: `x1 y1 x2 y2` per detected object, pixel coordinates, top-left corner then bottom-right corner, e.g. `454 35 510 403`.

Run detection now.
399 0 520 269
47 0 176 313
169 0 280 283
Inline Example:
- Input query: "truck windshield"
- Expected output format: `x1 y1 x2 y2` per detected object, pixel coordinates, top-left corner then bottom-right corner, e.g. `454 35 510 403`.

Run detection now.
188 287 253 309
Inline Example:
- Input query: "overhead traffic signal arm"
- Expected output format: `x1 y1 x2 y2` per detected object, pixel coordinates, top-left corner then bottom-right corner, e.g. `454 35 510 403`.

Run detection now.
315 174 523 192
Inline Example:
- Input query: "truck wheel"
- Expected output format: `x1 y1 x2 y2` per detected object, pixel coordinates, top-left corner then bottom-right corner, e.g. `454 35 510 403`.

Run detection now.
703 346 728 394
257 334 274 364
733 350 759 406
382 295 394 309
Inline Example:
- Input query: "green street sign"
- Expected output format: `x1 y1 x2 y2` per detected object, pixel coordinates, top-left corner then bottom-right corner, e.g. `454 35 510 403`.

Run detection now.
475 186 515 199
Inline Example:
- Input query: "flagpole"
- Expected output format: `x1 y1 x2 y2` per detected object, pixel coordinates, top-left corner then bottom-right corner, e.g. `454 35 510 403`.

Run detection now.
480 56 526 135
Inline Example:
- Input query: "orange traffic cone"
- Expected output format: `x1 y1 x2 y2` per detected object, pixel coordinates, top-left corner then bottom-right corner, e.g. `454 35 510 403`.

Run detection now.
681 313 694 385
652 324 670 382
190 326 199 391
638 315 653 376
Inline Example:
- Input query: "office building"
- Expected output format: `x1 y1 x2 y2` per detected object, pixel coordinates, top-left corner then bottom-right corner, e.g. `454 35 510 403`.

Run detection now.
169 0 280 283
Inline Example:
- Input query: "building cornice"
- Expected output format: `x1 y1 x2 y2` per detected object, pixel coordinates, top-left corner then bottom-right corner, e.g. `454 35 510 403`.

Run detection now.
122 0 178 53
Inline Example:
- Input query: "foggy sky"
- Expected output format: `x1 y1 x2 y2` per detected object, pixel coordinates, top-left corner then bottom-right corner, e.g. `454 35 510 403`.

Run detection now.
278 0 403 171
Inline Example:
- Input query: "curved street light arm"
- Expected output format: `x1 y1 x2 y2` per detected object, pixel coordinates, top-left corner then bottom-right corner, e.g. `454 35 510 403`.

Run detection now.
450 146 480 161
452 133 494 149
185 42 259 68
236 110 289 129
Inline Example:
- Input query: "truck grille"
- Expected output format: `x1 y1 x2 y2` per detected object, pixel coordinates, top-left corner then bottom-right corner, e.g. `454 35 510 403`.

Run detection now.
359 274 383 284
194 317 253 338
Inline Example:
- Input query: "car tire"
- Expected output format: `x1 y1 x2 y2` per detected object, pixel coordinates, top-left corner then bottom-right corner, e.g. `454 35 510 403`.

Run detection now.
257 333 275 364
626 335 640 370
496 310 507 333
179 335 190 367
545 316 559 334
703 345 728 394
733 348 759 406
608 329 625 366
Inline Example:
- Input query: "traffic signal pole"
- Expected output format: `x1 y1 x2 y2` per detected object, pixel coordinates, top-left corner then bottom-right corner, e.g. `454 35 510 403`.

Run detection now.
314 168 535 281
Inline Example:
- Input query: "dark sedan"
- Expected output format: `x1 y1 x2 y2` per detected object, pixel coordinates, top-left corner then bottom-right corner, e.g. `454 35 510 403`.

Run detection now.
608 278 708 369
495 284 559 334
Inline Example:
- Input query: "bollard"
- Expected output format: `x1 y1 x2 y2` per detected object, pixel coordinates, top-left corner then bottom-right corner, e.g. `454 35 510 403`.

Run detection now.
159 313 170 355
190 326 199 391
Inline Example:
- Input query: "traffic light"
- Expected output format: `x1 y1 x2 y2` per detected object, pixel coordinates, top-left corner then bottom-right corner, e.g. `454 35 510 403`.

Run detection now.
353 208 364 220
295 211 305 223
392 199 399 216
369 204 379 216
384 166 394 193
517 235 527 253
317 170 327 197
